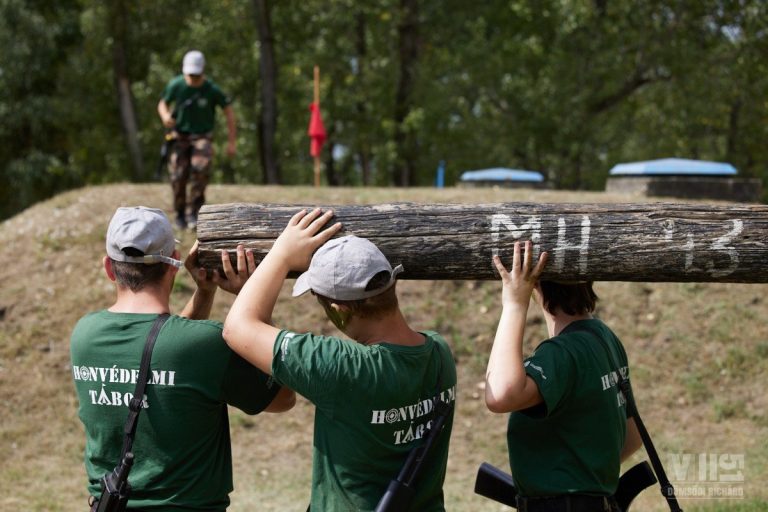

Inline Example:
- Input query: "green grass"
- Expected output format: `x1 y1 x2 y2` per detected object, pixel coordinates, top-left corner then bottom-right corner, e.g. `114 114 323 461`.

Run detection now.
1 183 767 511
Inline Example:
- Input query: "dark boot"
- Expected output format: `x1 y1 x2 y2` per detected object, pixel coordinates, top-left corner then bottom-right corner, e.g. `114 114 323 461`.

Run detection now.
175 210 187 230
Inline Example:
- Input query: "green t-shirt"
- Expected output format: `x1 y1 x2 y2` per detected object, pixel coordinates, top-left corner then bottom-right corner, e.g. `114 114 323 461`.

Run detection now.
507 319 630 497
70 311 279 511
161 75 232 134
272 330 456 511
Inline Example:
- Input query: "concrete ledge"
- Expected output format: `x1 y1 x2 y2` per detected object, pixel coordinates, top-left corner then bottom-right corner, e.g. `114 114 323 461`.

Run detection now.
605 176 763 203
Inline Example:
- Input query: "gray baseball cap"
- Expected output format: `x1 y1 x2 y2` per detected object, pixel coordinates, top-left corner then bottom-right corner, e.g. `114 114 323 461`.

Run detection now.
292 235 403 301
106 206 182 268
182 50 205 75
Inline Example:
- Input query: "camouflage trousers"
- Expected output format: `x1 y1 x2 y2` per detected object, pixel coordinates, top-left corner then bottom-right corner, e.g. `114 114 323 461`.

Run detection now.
168 132 213 223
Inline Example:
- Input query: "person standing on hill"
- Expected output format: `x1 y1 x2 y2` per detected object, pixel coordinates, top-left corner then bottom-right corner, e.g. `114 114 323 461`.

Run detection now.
222 209 457 511
484 241 642 512
71 206 294 511
157 50 237 230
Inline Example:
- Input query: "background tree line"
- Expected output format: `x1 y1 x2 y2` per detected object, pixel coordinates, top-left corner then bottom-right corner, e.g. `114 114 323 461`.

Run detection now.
1 0 766 220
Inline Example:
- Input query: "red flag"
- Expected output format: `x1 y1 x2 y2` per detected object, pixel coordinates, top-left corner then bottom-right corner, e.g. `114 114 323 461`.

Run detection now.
308 103 326 157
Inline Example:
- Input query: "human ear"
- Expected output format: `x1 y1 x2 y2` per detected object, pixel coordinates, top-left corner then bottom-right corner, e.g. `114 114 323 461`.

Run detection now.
533 283 543 304
168 249 182 278
325 302 352 330
103 256 117 282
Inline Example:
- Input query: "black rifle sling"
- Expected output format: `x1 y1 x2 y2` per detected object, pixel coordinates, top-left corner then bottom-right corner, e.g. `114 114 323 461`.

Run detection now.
172 91 203 120
121 314 170 458
403 342 452 486
581 325 683 512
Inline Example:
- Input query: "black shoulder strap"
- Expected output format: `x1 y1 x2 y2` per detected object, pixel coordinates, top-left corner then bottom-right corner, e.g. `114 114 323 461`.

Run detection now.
120 314 170 458
172 90 203 119
580 324 683 512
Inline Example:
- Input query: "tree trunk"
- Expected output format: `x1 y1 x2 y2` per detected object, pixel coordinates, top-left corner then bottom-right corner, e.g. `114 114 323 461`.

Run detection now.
196 202 768 283
109 0 143 181
325 140 339 186
252 0 281 184
392 0 420 186
726 98 741 163
355 10 373 186
325 82 339 186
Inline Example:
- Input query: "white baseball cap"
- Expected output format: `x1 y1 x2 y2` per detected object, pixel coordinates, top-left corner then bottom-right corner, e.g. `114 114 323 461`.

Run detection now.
293 235 403 301
182 50 205 75
106 207 182 268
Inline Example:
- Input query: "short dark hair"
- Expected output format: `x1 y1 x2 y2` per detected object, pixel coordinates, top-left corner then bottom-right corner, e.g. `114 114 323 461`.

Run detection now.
316 271 399 320
110 248 168 292
539 281 598 316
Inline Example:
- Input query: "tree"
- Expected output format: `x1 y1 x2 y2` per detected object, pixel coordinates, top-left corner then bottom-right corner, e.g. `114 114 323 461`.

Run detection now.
0 0 83 219
253 0 281 184
108 0 143 181
392 0 421 186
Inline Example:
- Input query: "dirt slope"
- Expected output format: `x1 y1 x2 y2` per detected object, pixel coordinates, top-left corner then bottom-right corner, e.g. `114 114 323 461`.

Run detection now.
0 183 765 511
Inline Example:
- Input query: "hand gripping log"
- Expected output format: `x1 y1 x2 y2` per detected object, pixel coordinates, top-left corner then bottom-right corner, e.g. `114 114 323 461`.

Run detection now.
195 202 768 283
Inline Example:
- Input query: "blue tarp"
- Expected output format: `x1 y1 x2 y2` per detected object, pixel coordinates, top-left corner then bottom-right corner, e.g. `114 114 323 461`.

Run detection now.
460 167 545 183
609 158 737 176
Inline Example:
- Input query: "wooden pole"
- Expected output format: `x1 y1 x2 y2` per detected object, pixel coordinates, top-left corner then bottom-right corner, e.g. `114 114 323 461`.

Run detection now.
196 202 768 283
313 65 321 188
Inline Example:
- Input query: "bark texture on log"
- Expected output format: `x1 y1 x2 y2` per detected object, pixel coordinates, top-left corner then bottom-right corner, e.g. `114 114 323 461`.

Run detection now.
196 202 768 283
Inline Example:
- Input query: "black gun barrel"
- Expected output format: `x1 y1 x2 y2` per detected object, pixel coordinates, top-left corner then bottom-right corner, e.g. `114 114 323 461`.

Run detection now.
400 401 450 486
374 400 452 512
113 452 134 486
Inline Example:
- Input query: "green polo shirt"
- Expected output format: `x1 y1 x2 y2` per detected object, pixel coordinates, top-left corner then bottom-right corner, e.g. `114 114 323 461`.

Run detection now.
507 319 630 497
272 330 457 511
161 75 231 134
71 311 279 510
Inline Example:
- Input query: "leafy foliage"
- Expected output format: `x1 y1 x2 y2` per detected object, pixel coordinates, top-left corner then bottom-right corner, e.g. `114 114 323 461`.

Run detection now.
2 0 767 218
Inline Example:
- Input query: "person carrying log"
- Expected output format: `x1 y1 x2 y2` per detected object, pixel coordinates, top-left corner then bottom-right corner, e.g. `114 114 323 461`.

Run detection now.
157 50 237 230
70 206 294 511
222 208 457 511
484 241 643 512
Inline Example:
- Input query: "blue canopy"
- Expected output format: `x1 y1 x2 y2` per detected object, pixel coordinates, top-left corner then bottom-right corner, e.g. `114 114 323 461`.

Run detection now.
609 158 737 176
460 167 545 183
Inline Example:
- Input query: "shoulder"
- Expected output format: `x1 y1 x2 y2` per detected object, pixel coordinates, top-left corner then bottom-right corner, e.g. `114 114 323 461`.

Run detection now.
162 76 186 100
73 310 106 326
422 330 447 343
203 79 232 103
422 331 454 356
548 319 614 350
165 315 223 336
204 79 224 93
155 317 235 367
70 310 107 342
527 333 582 376
164 75 186 91
276 330 359 359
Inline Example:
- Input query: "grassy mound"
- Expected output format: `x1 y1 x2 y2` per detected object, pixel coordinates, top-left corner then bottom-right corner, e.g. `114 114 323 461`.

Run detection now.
0 183 765 511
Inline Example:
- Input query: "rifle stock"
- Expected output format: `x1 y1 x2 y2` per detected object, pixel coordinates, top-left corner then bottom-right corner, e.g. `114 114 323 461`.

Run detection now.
474 461 657 511
474 462 517 507
615 461 658 512
155 131 175 181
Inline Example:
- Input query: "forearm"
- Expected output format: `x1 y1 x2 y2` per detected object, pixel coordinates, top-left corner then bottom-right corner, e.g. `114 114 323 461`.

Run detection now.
157 100 171 122
224 106 236 144
180 287 216 320
620 416 643 462
485 305 530 412
223 251 287 372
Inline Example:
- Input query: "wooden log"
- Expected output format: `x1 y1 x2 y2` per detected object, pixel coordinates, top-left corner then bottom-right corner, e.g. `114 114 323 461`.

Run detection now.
196 202 768 283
